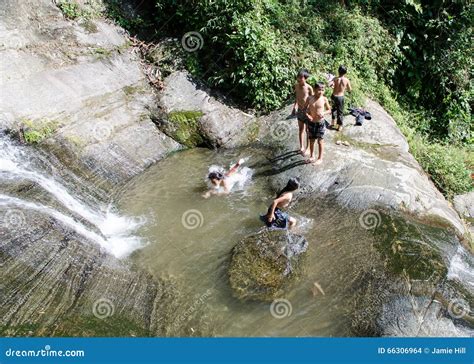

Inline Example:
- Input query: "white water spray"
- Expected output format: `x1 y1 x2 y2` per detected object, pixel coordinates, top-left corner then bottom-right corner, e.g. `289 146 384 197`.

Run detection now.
0 136 145 258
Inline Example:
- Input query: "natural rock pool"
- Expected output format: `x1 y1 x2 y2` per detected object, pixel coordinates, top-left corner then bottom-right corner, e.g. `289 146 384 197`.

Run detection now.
115 147 473 336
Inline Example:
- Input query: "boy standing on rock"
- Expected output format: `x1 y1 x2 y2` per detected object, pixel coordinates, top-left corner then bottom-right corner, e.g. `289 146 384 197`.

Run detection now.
331 65 352 131
305 82 331 165
292 69 313 156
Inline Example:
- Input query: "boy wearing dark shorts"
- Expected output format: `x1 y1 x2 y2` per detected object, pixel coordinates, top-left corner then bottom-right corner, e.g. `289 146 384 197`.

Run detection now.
305 82 331 165
331 65 352 131
292 69 313 156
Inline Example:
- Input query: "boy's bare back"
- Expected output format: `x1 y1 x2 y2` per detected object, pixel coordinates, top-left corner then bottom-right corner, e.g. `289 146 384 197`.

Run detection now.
295 83 313 109
332 76 351 97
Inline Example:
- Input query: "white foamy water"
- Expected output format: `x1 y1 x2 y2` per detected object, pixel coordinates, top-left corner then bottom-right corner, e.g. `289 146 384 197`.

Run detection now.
0 136 145 258
206 161 253 192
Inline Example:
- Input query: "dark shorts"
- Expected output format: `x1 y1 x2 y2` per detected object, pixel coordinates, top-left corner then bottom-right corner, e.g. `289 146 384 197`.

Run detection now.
307 121 326 140
261 207 289 229
331 95 344 125
297 108 309 124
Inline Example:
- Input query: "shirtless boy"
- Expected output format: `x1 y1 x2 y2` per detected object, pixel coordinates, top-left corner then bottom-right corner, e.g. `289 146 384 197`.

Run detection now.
305 82 331 165
292 69 313 156
331 65 352 131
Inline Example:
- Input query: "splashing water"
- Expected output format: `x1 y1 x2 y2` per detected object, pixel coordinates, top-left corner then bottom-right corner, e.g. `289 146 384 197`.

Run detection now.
0 135 146 258
206 159 253 192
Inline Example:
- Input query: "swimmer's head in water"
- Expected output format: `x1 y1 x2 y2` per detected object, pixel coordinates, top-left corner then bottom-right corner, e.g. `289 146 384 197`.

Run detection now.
208 171 224 186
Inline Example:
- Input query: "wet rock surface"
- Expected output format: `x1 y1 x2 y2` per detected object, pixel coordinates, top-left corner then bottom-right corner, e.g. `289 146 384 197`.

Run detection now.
257 103 466 237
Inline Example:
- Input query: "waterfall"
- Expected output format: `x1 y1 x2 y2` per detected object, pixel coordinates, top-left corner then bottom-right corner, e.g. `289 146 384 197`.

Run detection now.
0 134 145 258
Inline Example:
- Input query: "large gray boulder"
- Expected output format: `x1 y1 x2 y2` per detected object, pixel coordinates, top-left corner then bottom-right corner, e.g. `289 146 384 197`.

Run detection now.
157 71 258 148
0 0 181 193
453 191 474 239
258 101 466 238
453 191 474 220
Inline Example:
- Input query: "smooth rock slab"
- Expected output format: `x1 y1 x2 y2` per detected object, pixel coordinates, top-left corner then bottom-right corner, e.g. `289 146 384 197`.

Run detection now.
158 71 258 148
229 229 308 302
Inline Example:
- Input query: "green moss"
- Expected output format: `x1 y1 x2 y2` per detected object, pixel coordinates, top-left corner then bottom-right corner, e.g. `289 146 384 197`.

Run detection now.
372 214 449 282
80 19 98 33
167 110 205 147
229 230 307 302
245 118 260 143
57 0 93 20
52 314 149 337
0 323 41 337
90 46 113 59
22 118 60 144
65 135 86 148
123 85 143 96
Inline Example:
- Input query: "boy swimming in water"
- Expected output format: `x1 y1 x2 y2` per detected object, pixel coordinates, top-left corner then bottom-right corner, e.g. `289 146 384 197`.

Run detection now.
331 65 352 131
263 177 300 229
203 159 246 198
305 82 331 165
292 69 313 156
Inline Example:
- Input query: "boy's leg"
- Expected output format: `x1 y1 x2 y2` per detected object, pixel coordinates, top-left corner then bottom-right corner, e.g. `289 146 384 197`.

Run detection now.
306 138 316 163
314 138 324 165
337 96 344 131
331 96 337 128
298 119 306 154
288 217 297 228
305 122 310 155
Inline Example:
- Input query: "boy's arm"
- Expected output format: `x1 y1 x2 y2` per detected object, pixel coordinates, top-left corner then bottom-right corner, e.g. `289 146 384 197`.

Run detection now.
305 100 314 121
324 97 332 115
267 195 288 222
347 79 352 93
292 84 298 113
225 159 244 177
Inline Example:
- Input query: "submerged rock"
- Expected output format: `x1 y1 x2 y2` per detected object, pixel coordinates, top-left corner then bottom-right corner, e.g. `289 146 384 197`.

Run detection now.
229 229 308 302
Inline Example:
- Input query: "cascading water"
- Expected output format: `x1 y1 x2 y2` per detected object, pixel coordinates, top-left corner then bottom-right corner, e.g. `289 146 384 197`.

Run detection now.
0 133 145 258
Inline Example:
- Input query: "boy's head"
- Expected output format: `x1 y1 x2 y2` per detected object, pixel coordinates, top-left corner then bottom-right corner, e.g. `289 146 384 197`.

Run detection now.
208 171 224 186
314 82 325 96
338 65 347 76
296 69 310 84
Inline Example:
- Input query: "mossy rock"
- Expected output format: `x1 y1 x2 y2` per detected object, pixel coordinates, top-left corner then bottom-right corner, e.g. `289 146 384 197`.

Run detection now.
165 110 206 147
229 229 308 302
19 118 61 144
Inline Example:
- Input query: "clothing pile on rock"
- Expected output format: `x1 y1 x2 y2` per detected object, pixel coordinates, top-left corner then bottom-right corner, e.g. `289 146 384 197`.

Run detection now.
349 107 372 126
